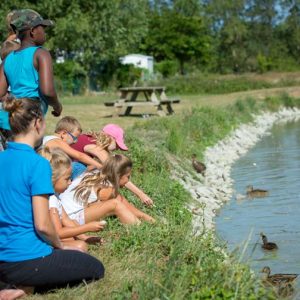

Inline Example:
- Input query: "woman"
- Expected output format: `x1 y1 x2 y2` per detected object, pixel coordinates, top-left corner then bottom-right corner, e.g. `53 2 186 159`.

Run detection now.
0 98 104 295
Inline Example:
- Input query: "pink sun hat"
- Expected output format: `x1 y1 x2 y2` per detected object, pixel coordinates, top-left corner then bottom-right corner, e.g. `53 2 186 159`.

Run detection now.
102 124 128 151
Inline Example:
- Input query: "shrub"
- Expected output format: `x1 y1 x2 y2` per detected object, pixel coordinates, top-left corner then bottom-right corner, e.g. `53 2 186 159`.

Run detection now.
155 60 178 78
54 60 87 95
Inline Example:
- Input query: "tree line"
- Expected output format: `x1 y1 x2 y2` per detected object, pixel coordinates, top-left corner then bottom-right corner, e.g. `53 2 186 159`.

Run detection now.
1 0 300 89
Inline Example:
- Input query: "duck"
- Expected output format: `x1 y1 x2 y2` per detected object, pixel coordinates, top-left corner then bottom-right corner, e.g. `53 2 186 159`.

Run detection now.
192 154 206 175
261 266 298 286
246 185 268 198
278 282 294 298
260 233 278 250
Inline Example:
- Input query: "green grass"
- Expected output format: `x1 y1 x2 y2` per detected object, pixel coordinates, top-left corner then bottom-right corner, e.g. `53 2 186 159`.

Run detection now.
33 93 300 299
149 72 300 95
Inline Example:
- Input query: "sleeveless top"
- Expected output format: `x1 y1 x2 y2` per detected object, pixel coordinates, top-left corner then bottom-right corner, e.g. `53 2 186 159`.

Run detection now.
43 135 60 145
4 46 48 114
60 174 98 216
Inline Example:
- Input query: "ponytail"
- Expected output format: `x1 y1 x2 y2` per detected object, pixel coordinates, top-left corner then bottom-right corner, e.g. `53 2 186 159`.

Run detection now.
3 98 43 135
74 154 132 205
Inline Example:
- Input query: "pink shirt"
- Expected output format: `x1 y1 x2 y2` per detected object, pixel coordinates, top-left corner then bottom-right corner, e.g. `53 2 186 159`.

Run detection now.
71 134 96 154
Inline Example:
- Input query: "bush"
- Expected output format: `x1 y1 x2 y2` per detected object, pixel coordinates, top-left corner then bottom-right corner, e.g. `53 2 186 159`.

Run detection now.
115 64 143 88
257 54 273 74
155 60 178 78
54 60 87 95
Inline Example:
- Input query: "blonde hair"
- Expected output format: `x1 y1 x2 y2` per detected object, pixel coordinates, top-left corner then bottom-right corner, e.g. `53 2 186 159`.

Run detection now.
85 130 113 150
39 147 71 184
74 154 132 205
55 116 82 134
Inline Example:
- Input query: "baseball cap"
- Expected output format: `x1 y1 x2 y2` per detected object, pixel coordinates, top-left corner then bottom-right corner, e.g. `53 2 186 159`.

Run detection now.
102 124 128 151
10 9 54 32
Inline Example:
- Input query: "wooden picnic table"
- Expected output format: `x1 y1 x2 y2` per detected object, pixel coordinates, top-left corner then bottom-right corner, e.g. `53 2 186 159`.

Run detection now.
104 86 180 117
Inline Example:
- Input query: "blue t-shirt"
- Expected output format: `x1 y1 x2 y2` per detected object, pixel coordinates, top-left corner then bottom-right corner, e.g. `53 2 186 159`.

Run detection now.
0 103 9 130
0 142 54 262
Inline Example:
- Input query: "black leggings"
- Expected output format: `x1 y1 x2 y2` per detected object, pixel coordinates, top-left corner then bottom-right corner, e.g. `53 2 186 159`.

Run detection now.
0 250 104 292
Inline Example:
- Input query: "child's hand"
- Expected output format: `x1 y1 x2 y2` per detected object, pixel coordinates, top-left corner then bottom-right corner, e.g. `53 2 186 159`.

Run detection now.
87 221 106 232
140 195 154 207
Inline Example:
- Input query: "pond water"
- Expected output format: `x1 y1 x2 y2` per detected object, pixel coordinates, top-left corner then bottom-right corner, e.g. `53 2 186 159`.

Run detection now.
215 120 300 289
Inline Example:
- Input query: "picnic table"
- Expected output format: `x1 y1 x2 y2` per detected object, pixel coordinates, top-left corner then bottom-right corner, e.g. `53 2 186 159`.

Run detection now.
104 86 180 117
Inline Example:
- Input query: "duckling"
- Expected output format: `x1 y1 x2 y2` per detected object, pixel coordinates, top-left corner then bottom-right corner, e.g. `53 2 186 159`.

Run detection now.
192 154 206 175
261 266 298 286
260 233 278 250
246 185 268 198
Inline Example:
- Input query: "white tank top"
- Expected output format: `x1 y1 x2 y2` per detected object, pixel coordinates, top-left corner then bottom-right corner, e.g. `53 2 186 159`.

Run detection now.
59 174 98 216
43 135 60 145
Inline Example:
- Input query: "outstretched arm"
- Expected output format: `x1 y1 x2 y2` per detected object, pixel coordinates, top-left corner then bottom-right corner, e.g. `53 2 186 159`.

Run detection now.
125 181 153 206
84 144 110 163
46 139 102 169
50 208 105 239
36 48 62 116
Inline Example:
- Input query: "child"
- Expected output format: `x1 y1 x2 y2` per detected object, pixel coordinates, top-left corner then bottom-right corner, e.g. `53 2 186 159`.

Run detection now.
71 124 154 206
0 97 104 293
0 9 62 118
0 11 20 151
60 154 155 225
40 147 106 250
42 116 102 171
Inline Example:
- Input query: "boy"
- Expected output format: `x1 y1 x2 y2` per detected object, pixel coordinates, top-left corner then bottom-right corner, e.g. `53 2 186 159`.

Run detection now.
0 9 62 119
43 116 102 171
0 11 20 150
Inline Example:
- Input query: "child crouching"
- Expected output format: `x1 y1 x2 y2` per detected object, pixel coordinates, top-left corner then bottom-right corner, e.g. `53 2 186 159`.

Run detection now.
60 154 155 225
40 147 106 251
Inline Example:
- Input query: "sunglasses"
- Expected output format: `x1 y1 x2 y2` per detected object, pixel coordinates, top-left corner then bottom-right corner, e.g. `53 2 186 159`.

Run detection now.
66 131 78 143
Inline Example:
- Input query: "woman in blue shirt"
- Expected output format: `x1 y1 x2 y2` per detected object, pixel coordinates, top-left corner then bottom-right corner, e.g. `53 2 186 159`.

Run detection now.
0 98 104 295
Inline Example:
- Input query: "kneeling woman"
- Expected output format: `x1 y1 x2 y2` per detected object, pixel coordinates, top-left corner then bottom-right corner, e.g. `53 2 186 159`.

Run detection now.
0 98 104 295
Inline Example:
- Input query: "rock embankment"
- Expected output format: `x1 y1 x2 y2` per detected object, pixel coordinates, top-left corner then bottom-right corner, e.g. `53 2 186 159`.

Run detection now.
171 107 300 234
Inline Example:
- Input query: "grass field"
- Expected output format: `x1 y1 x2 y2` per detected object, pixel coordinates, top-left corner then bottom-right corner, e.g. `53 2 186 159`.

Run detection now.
33 79 300 300
46 84 300 133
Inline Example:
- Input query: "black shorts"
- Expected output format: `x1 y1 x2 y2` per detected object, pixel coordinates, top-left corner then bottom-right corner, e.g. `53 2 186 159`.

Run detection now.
0 249 104 292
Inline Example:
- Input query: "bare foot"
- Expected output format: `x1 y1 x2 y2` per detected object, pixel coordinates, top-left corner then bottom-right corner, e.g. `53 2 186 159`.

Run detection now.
0 289 25 300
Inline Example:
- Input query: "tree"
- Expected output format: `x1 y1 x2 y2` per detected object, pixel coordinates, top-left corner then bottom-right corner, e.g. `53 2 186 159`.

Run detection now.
142 1 212 74
279 1 300 63
203 0 249 72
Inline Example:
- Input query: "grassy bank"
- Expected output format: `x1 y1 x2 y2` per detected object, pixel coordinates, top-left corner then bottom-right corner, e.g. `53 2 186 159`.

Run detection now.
32 94 300 300
149 72 300 95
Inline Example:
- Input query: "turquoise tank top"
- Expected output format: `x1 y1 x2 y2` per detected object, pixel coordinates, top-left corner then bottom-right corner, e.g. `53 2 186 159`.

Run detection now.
0 47 48 130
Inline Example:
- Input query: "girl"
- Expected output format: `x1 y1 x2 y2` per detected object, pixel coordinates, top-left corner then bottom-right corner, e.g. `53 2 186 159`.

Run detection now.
0 98 104 294
60 154 155 225
40 147 106 251
71 124 154 206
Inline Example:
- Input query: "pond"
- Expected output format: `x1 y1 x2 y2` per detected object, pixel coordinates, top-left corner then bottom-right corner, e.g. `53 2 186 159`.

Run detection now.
215 120 300 290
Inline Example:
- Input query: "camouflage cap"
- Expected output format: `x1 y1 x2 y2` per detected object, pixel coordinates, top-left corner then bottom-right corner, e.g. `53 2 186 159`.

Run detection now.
10 9 54 32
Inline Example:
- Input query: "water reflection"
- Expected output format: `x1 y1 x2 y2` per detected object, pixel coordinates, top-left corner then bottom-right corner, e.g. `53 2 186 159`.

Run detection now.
216 120 300 290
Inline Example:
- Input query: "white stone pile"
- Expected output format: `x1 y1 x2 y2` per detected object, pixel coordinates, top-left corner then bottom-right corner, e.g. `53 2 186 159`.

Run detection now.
171 107 300 234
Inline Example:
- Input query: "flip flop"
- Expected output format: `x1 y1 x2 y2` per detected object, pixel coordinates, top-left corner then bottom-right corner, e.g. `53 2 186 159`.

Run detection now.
85 237 104 245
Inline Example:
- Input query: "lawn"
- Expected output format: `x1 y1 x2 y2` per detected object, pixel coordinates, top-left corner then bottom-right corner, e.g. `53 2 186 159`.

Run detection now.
35 81 300 299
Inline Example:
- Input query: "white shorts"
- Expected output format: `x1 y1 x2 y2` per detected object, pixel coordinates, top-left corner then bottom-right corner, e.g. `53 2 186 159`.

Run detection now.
69 210 85 225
